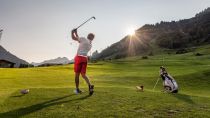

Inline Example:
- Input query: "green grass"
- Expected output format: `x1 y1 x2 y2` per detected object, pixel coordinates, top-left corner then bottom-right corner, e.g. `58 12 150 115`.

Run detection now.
0 45 210 117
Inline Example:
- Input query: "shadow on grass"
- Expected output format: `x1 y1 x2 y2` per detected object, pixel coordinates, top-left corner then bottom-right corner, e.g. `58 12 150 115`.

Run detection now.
172 93 195 104
11 95 25 97
0 94 91 118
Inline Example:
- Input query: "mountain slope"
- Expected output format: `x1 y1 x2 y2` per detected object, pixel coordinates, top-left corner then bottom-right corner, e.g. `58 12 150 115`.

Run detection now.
0 45 28 67
32 57 71 66
96 8 210 59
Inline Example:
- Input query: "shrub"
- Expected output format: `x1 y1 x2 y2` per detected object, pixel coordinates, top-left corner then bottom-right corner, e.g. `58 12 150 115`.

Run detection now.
176 49 188 54
195 53 203 56
142 56 148 59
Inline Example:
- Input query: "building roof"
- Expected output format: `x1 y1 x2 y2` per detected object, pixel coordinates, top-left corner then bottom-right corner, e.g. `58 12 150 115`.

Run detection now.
0 59 15 64
0 45 28 65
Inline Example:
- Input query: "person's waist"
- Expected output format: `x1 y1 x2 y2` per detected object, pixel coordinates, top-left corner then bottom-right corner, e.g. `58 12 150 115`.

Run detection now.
76 54 88 57
77 51 88 57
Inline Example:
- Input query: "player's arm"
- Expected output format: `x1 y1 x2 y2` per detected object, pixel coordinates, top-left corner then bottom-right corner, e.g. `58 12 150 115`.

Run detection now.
71 29 79 42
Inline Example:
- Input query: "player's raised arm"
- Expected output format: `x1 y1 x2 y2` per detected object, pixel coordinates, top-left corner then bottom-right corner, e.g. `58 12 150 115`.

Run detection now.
71 28 79 41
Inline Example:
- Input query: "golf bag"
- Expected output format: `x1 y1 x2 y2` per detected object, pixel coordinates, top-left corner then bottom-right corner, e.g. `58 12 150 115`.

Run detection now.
160 67 178 93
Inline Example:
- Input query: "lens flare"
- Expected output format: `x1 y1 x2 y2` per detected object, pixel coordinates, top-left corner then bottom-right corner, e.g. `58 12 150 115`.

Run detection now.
126 30 144 56
127 28 135 36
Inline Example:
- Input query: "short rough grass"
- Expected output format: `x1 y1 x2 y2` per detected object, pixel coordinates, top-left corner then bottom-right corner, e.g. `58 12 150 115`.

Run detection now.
0 46 210 118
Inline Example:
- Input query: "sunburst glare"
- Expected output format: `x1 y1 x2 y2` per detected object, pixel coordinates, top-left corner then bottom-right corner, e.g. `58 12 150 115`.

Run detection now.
126 27 136 36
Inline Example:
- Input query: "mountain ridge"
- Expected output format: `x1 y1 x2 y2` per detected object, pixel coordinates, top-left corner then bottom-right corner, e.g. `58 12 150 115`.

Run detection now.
95 8 210 60
31 57 72 66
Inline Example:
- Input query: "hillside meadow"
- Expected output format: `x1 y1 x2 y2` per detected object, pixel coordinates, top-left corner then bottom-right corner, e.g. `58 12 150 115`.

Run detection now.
0 45 210 117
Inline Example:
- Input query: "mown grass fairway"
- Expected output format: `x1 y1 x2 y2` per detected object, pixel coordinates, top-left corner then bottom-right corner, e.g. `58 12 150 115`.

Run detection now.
0 46 210 117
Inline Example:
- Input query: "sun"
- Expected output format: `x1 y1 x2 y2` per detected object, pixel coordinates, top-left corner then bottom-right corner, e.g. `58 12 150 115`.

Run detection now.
127 28 136 36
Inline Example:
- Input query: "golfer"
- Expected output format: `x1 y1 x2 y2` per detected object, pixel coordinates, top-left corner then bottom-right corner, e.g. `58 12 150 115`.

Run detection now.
71 28 94 95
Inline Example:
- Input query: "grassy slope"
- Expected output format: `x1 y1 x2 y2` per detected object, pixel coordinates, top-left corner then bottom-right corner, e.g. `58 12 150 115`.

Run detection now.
0 45 210 118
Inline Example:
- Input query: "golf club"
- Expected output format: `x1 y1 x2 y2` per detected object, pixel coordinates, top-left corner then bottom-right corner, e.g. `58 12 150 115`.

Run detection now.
153 77 161 91
76 16 96 30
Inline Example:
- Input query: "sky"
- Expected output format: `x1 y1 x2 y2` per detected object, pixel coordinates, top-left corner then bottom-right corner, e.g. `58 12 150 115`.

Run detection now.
0 0 210 63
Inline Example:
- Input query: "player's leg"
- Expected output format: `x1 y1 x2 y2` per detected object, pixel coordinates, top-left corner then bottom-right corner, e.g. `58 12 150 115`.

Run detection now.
81 62 94 95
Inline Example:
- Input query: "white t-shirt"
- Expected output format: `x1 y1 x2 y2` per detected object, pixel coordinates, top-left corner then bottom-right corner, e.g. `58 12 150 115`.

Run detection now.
77 37 92 56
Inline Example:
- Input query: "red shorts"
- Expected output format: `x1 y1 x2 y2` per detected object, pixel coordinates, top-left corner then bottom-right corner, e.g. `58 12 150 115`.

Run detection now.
74 55 88 74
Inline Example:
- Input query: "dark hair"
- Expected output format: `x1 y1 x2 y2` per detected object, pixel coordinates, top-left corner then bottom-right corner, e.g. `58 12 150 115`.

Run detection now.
87 33 95 40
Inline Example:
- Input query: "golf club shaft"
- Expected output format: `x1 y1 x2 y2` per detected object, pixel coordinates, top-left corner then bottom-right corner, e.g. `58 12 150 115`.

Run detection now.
153 78 161 91
76 17 95 29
